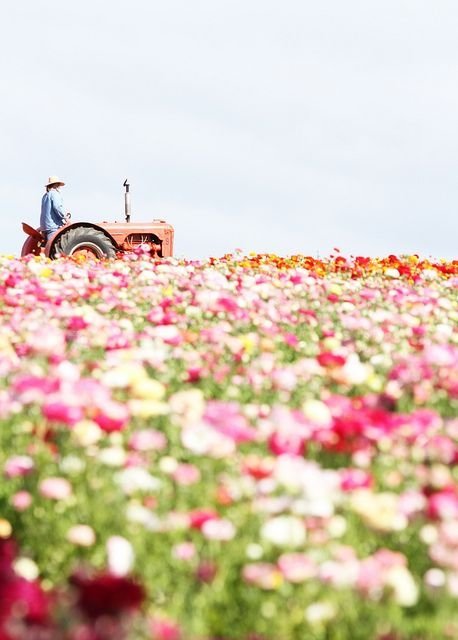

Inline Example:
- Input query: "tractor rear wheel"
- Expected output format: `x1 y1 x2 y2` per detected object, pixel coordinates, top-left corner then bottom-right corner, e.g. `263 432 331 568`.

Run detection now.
52 227 116 259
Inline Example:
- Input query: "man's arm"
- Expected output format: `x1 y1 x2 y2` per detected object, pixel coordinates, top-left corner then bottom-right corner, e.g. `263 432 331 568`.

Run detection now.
50 190 66 225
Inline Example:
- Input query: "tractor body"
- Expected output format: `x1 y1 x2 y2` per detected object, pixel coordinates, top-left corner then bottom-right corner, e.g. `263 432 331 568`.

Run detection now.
21 220 174 259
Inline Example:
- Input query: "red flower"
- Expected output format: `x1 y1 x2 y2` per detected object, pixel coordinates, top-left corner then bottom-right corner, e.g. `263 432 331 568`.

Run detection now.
317 352 346 368
70 572 145 619
195 560 217 583
189 509 219 530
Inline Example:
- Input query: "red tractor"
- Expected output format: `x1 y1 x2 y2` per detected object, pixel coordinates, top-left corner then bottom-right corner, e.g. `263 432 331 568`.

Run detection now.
21 180 174 259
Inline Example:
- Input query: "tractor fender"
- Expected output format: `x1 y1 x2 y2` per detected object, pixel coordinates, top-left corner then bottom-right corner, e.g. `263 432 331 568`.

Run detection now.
47 223 118 255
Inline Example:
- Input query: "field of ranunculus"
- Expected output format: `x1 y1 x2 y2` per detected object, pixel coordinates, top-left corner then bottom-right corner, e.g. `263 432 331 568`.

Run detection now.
0 251 457 640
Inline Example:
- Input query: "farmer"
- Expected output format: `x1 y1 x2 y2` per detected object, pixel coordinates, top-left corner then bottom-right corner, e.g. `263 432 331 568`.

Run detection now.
40 176 70 240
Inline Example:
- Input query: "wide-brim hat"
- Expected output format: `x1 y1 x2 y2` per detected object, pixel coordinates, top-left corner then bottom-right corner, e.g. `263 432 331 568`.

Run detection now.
45 176 65 187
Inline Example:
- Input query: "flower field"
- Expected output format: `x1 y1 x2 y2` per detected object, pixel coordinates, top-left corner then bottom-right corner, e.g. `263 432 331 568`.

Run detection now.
0 251 457 640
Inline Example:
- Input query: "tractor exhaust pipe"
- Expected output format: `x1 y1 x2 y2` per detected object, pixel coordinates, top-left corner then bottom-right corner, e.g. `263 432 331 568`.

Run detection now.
123 179 131 223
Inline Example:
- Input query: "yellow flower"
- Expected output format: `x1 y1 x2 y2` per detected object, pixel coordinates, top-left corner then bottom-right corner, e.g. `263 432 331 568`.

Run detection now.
0 519 12 538
350 490 407 532
131 378 165 400
72 420 103 447
162 285 174 297
239 334 256 355
129 399 169 418
103 363 147 389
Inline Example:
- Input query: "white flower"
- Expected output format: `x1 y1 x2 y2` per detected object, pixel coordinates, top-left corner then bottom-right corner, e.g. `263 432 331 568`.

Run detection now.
159 456 179 474
125 503 161 530
115 467 161 494
246 543 264 560
107 535 135 576
67 524 96 547
338 354 372 386
169 389 205 425
301 399 332 426
202 518 236 541
72 420 103 447
260 516 306 548
424 568 446 590
13 557 39 581
98 446 127 467
60 455 86 474
419 524 438 545
305 601 337 625
181 424 235 458
385 566 419 607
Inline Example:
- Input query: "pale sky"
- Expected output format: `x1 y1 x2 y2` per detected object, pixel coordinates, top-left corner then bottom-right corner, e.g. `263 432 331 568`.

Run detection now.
2 1 458 258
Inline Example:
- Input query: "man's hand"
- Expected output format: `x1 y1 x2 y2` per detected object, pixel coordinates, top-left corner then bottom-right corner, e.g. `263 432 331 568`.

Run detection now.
65 212 71 222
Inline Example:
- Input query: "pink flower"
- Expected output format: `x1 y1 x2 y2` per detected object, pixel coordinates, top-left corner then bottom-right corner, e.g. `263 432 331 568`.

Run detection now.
172 542 196 562
10 491 33 511
172 463 201 486
242 563 281 590
340 468 373 492
93 402 129 433
39 477 72 500
427 488 458 520
150 617 182 640
268 431 305 457
277 553 317 583
129 429 167 452
201 518 236 541
4 455 34 478
203 401 257 443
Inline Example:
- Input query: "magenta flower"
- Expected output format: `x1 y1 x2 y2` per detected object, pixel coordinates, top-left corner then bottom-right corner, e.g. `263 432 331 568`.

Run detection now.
43 401 84 426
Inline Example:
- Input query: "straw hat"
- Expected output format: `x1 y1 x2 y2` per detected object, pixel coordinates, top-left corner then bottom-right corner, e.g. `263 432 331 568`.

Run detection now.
45 176 65 187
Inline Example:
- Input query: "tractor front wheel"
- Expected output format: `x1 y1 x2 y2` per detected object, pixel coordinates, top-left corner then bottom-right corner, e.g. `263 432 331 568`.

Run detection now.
52 227 116 259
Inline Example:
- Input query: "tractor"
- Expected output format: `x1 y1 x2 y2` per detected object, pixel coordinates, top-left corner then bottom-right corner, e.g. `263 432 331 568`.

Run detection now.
21 180 174 259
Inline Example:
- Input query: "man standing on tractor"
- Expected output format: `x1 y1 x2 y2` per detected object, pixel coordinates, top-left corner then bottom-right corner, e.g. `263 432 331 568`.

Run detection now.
40 176 69 240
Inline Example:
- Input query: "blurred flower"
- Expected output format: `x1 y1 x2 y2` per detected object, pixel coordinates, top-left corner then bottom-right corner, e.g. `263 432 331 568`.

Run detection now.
150 617 182 640
39 477 72 501
260 516 306 548
72 420 103 446
107 536 135 576
129 428 167 452
67 525 96 547
10 491 32 512
384 565 419 607
172 542 196 562
172 463 201 486
71 571 145 618
305 601 337 625
202 518 236 541
4 455 34 478
242 563 282 590
13 557 39 581
115 467 161 494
